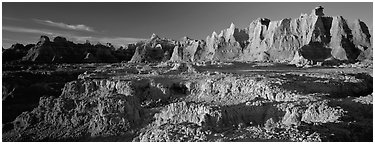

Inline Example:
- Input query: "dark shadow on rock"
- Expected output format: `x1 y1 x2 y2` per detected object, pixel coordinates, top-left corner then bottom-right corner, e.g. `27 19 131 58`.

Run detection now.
300 42 332 61
276 73 372 98
2 68 83 124
204 100 285 132
327 99 373 141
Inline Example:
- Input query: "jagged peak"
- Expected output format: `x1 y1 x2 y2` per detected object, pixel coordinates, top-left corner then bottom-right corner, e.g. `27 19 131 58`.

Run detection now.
229 22 236 30
212 31 218 37
40 35 50 42
206 35 211 41
300 13 308 18
260 18 271 26
353 19 363 24
150 33 159 40
182 36 191 41
38 35 50 45
332 15 346 21
311 6 324 17
218 30 224 38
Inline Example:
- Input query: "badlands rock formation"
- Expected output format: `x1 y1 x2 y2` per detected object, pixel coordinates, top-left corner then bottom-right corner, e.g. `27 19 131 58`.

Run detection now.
170 37 205 62
3 61 372 142
169 6 372 65
3 7 371 65
2 6 373 142
129 34 176 63
3 36 137 63
22 36 120 63
3 43 35 62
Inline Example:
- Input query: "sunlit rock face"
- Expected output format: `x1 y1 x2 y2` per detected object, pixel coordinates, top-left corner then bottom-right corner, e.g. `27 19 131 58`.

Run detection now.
197 23 248 61
245 6 371 64
169 37 205 62
169 6 371 64
240 6 365 63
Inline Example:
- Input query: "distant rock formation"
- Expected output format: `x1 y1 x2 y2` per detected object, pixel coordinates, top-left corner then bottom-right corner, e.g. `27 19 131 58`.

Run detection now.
111 44 139 62
129 34 176 63
21 36 119 63
170 6 372 65
3 43 35 62
0 35 138 63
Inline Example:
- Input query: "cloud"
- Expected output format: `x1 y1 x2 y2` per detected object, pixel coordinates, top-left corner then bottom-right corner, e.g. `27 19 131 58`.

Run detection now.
3 26 54 35
34 19 95 32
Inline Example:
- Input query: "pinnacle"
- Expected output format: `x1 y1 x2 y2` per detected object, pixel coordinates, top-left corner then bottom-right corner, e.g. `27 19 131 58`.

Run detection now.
311 6 324 16
230 22 235 29
150 33 159 40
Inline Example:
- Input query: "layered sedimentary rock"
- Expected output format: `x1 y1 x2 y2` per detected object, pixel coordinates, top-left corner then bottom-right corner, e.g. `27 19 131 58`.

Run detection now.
169 23 249 62
170 6 371 64
239 6 371 63
349 19 372 61
3 79 143 141
170 37 205 62
200 23 248 61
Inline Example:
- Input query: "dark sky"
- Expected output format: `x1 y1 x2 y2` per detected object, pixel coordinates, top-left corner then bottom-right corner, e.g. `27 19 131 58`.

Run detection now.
2 2 373 48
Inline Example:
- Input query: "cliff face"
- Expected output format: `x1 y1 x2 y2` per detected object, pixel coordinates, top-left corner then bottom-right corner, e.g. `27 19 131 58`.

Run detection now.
197 23 248 61
170 37 205 62
239 7 334 63
170 6 372 64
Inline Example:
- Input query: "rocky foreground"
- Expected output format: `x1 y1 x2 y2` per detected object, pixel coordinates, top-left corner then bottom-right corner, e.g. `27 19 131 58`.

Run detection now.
2 61 373 142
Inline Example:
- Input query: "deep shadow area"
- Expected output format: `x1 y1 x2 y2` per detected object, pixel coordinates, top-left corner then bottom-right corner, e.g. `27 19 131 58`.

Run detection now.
2 63 98 124
300 42 332 61
194 62 303 74
275 73 373 98
328 98 373 141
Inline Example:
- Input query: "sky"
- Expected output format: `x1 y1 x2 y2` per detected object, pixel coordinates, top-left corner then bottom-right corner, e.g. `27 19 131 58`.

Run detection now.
2 2 373 48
